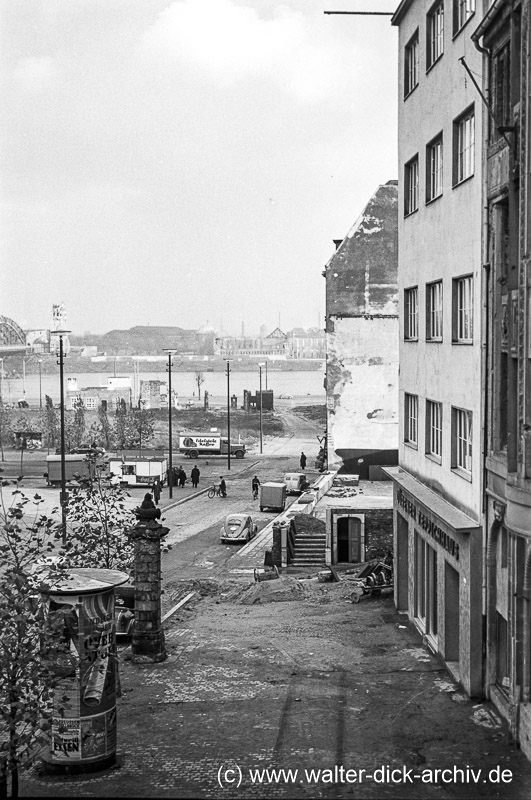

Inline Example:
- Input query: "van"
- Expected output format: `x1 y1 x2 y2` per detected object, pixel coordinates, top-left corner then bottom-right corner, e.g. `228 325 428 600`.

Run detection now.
259 482 286 512
284 473 309 495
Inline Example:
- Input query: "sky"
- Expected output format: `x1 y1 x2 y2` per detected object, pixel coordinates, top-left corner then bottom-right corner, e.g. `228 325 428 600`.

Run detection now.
1 0 397 338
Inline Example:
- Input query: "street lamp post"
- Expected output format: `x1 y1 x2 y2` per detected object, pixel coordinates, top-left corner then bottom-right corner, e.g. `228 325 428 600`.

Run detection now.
226 360 231 471
163 349 177 499
258 362 265 455
38 359 43 409
56 330 71 544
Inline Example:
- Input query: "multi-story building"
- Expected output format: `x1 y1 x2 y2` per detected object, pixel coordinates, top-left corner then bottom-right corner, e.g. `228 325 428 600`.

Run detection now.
472 0 531 755
325 181 399 479
289 328 326 360
385 0 484 697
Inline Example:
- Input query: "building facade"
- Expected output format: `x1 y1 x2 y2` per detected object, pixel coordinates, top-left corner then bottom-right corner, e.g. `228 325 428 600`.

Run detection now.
66 377 132 411
325 181 399 479
386 0 485 697
472 0 531 755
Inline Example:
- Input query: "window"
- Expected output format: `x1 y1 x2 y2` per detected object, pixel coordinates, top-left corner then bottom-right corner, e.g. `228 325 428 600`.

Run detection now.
454 107 475 183
426 281 443 340
452 407 472 473
405 287 419 340
404 156 419 215
405 30 419 96
415 533 438 636
405 393 419 446
426 135 443 201
426 400 443 459
84 396 97 410
489 43 511 141
453 275 473 342
427 2 444 69
453 0 475 35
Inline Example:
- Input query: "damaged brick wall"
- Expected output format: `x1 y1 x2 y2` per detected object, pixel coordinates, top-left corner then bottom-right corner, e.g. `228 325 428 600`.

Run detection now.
325 181 399 477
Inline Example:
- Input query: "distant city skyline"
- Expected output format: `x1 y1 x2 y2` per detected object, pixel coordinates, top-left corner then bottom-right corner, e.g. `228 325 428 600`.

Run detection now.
2 0 397 337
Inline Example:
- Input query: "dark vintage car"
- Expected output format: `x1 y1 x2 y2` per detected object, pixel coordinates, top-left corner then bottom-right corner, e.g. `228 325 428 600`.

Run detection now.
220 513 258 544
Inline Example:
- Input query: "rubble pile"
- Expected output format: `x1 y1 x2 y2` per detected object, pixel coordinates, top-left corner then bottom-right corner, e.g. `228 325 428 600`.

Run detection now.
235 576 310 605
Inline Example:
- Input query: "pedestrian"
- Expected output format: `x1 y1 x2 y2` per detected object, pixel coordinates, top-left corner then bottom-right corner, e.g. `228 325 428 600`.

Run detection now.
152 480 161 505
141 492 156 510
173 466 179 487
178 467 187 488
300 451 307 470
251 475 260 499
219 476 227 497
191 464 200 488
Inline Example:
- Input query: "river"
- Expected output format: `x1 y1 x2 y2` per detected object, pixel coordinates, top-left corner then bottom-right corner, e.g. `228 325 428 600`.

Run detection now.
1 369 326 408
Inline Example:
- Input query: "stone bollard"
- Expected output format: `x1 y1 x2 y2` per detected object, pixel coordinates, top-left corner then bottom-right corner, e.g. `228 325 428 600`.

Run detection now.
128 517 169 663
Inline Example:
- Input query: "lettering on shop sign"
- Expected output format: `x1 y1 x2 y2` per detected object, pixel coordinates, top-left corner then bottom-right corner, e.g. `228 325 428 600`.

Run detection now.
397 489 460 561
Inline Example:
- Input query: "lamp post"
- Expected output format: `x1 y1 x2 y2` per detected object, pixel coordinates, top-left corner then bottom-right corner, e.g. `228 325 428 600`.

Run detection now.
55 330 71 545
226 359 231 471
265 360 268 391
258 362 265 454
163 349 177 499
38 359 43 409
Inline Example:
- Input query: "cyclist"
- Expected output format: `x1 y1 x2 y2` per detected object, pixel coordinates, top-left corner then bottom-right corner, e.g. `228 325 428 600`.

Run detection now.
219 476 227 498
251 475 260 499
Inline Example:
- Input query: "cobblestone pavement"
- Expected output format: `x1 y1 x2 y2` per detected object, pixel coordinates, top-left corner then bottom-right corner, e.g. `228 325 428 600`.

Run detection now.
18 575 531 799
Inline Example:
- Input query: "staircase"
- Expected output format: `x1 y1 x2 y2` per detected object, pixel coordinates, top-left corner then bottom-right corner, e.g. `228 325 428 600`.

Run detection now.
291 531 326 567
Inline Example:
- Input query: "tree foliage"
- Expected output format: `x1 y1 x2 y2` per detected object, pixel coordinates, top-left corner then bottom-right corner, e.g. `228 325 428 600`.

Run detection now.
0 480 71 798
62 459 135 573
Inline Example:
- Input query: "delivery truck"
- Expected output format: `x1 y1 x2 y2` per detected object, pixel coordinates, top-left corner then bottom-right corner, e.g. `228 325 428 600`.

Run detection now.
108 455 168 487
259 482 287 512
177 432 246 459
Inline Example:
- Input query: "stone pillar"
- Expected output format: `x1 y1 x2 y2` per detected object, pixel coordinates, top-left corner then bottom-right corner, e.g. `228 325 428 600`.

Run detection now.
128 519 169 663
272 522 282 568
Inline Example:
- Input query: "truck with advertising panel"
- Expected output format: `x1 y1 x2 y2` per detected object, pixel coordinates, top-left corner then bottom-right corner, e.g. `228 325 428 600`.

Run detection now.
177 432 246 459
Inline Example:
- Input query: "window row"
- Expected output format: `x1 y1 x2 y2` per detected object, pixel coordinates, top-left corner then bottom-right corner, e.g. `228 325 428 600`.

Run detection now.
404 275 473 343
404 394 473 474
405 0 476 96
404 107 475 214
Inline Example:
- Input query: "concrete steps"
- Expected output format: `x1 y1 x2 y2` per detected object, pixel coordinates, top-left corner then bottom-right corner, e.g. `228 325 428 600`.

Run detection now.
291 533 326 567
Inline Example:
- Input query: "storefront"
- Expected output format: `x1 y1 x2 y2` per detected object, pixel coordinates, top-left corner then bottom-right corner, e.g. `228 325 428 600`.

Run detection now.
384 468 482 697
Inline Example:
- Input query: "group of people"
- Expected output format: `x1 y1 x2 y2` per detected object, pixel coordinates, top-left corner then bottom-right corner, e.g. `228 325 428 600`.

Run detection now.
166 465 201 489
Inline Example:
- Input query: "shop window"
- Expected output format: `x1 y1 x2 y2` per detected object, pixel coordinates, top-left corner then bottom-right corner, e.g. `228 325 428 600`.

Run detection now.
415 533 437 636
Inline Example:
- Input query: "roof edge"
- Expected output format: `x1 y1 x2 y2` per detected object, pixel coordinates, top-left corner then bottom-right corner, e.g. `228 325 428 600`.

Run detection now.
391 0 414 26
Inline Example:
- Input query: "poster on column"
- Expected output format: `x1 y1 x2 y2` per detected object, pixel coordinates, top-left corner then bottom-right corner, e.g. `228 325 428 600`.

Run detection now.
49 588 117 763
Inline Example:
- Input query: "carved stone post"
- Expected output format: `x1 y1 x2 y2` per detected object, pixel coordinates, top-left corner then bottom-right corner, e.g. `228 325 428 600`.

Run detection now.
128 517 169 663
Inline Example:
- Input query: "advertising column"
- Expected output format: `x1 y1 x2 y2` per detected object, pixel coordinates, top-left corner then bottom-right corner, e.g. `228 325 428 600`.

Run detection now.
42 568 129 773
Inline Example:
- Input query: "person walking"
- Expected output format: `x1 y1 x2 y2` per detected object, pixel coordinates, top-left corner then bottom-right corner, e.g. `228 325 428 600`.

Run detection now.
300 451 307 470
251 475 260 500
152 479 161 505
191 464 200 488
178 467 187 488
219 476 227 497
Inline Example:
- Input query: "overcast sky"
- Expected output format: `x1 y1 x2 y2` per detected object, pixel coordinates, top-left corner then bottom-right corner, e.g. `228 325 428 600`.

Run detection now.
1 0 397 337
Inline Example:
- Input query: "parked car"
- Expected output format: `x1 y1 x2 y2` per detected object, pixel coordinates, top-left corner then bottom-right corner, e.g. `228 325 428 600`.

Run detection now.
284 473 310 494
220 514 258 544
70 444 106 455
278 394 293 400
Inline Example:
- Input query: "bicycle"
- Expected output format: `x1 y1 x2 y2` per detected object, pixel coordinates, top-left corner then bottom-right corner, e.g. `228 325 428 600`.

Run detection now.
208 484 227 498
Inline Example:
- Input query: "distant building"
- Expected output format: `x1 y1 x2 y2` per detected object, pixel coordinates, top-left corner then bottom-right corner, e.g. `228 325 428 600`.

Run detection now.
66 377 132 411
214 327 289 358
289 328 326 359
325 181 399 479
139 379 177 410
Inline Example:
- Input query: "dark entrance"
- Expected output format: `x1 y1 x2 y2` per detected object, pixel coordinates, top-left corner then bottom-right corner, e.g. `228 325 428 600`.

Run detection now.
337 516 362 563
